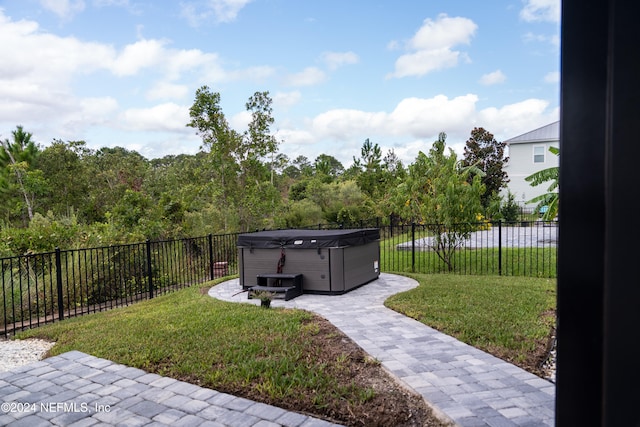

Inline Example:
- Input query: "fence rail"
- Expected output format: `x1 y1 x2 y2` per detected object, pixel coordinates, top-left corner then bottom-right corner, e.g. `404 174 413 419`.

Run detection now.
1 219 557 337
1 234 239 337
378 220 557 277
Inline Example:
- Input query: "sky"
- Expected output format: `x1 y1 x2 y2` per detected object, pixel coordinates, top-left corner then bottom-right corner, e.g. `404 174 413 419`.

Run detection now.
0 0 560 168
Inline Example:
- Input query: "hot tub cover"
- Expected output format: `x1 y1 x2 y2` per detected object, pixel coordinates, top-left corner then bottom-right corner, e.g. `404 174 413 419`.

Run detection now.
237 228 380 249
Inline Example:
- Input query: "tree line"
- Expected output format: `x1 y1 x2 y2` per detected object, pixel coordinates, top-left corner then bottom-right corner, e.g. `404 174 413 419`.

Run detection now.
0 86 514 256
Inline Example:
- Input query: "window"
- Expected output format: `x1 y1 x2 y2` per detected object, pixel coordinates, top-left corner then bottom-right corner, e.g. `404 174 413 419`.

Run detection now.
534 146 545 163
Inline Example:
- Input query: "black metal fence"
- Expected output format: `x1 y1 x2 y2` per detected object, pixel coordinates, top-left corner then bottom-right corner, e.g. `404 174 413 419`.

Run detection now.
1 234 238 337
377 219 557 278
1 219 557 337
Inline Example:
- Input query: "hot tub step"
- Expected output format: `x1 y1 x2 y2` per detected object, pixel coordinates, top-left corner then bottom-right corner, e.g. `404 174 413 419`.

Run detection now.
248 283 302 301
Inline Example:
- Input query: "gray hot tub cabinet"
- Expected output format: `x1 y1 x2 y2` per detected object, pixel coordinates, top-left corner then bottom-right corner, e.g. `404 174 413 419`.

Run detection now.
237 229 380 294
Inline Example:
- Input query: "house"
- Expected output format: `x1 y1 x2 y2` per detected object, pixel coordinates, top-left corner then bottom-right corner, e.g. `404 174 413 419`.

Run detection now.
502 121 559 208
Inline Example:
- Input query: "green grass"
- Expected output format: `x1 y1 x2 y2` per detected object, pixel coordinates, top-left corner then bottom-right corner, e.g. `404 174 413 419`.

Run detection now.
16 279 371 412
16 273 557 418
379 232 557 278
385 273 556 366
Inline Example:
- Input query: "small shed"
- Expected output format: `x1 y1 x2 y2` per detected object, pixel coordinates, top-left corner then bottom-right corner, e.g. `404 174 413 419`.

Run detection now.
237 228 380 295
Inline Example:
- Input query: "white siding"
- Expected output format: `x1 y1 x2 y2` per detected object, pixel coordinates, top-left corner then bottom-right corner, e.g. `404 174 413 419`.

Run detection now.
502 122 559 206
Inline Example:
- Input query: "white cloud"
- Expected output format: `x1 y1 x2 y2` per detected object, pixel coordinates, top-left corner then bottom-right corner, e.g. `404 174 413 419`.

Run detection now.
0 6 559 166
391 48 462 78
309 94 478 141
110 39 167 76
146 82 190 101
0 11 208 110
276 95 558 167
389 95 478 137
285 67 326 87
480 70 507 85
119 103 190 132
93 0 124 5
389 14 477 78
0 8 266 150
523 32 560 48
77 97 119 121
0 14 113 79
391 138 436 162
0 11 117 132
520 0 561 23
229 110 252 132
93 0 141 16
136 134 201 160
60 97 119 135
409 14 477 50
162 48 218 80
321 51 359 70
275 129 315 146
273 91 302 109
210 0 253 22
39 0 85 20
180 0 253 26
477 98 558 138
312 109 388 140
107 39 223 81
544 71 560 84
226 65 277 83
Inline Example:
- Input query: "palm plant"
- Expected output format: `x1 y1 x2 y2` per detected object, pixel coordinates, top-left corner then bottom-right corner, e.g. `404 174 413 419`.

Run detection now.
525 146 559 221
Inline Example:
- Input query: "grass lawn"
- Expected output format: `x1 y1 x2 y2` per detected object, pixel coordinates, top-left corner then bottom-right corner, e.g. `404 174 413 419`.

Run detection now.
385 273 556 373
16 278 444 427
15 273 556 425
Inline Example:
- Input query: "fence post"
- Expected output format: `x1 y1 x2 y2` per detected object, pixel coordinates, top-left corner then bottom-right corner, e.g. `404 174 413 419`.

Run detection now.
411 222 416 273
208 234 215 280
146 240 154 299
55 248 64 321
498 220 502 276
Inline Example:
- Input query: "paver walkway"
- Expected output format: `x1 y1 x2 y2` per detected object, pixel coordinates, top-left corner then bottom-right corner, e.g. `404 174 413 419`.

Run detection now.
209 273 555 427
0 350 342 426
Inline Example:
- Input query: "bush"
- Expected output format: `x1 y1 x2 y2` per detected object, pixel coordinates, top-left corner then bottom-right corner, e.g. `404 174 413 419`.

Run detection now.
0 211 81 255
500 192 520 222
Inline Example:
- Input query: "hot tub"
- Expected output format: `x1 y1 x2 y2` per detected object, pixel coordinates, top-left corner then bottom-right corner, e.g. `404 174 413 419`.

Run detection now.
237 228 380 294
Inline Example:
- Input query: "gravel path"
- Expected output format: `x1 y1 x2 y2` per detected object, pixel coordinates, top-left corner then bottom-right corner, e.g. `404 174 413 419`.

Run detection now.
0 338 55 372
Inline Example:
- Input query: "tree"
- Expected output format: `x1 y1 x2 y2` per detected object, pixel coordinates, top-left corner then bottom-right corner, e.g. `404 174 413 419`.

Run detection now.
35 139 90 219
395 132 485 270
314 154 344 180
293 155 313 177
187 85 239 192
383 148 405 177
376 148 407 217
83 146 150 223
244 91 278 160
0 126 41 222
186 86 281 231
350 138 384 198
462 127 509 209
525 146 559 221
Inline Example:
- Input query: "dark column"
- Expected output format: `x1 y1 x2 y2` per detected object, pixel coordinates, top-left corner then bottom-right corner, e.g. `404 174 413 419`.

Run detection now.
601 2 640 425
558 0 640 425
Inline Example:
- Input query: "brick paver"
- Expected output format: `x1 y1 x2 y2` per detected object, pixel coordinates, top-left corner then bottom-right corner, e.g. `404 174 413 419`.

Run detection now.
0 351 342 426
210 273 556 427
